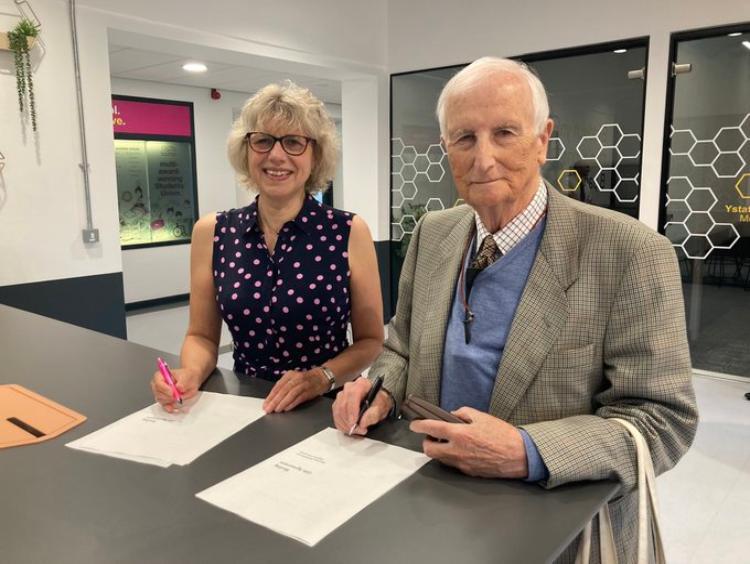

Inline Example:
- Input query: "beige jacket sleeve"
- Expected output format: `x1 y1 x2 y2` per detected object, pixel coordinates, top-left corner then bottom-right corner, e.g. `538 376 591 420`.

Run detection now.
522 234 698 492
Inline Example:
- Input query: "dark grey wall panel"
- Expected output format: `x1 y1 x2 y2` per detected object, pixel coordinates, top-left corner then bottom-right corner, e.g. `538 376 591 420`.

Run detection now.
0 273 126 339
374 240 391 321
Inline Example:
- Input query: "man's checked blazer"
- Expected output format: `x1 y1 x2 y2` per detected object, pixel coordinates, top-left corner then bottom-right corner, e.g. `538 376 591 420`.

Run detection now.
372 182 698 563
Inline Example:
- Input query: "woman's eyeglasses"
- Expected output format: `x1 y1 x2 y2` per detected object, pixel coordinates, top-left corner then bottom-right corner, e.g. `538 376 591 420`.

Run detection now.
245 132 314 156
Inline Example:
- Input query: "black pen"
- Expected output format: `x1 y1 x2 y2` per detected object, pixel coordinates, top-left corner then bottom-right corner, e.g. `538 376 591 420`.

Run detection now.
348 375 384 436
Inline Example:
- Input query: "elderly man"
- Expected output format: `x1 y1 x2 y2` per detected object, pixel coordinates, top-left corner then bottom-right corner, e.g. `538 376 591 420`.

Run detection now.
333 57 697 562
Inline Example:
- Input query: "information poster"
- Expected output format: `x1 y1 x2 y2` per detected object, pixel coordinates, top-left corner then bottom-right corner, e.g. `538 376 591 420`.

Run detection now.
145 141 195 243
112 96 197 248
115 140 150 245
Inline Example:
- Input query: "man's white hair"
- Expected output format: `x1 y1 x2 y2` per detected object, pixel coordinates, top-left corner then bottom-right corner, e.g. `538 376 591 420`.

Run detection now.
436 57 550 137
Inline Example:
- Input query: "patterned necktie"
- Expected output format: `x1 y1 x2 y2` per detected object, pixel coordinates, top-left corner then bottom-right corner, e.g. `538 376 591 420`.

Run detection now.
470 235 499 271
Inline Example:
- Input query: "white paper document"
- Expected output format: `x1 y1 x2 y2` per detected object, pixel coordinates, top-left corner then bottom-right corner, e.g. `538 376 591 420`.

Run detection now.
196 427 430 546
66 392 266 467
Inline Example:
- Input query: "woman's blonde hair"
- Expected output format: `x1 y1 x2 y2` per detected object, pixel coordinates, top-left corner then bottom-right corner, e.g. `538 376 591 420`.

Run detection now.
227 81 339 193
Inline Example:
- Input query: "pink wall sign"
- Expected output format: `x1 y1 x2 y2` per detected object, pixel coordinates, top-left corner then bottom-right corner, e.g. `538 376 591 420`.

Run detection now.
112 98 192 137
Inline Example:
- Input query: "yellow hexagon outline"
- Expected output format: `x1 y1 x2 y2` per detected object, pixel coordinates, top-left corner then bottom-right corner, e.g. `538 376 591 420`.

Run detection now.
452 198 465 207
735 173 750 199
557 169 582 192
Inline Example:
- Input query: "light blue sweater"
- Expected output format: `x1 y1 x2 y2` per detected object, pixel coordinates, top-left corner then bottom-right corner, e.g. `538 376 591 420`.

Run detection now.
440 219 548 481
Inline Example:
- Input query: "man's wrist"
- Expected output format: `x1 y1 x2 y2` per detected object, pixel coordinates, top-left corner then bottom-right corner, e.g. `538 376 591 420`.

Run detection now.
378 386 397 418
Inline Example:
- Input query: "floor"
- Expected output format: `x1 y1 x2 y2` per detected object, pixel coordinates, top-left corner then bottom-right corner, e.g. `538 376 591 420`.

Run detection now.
127 303 750 564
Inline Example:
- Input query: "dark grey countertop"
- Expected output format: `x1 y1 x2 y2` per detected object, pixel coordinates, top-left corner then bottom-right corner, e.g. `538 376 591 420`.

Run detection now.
0 304 617 563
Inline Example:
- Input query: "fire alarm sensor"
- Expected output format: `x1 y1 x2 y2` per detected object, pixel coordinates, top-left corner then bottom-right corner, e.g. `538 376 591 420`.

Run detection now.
210 88 221 100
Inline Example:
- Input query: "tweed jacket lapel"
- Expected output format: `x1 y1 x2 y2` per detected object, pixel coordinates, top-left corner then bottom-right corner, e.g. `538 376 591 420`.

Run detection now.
488 183 580 420
416 208 475 405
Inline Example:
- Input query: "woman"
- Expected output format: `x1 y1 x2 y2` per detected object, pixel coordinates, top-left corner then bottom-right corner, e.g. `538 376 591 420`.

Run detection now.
151 81 383 413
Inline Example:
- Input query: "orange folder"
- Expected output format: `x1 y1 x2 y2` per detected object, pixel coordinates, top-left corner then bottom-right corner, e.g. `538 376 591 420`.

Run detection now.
0 384 86 449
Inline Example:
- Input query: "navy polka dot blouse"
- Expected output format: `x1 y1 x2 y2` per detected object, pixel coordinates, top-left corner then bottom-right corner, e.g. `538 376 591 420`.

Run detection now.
213 195 353 381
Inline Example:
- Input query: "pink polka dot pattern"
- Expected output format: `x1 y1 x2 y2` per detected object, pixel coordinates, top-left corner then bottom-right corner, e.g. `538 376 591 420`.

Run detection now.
214 195 353 381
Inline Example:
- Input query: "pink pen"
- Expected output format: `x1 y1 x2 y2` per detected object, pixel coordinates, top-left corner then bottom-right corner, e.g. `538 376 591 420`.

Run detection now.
157 357 183 405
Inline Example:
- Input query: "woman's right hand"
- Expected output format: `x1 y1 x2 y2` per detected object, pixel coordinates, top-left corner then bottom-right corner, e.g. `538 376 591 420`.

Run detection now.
150 367 202 412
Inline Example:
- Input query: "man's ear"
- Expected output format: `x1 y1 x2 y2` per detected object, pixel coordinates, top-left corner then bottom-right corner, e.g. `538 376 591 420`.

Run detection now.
537 119 555 165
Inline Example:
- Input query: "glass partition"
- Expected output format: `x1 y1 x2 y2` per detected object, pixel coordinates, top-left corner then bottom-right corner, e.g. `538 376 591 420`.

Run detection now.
661 25 750 377
390 41 649 312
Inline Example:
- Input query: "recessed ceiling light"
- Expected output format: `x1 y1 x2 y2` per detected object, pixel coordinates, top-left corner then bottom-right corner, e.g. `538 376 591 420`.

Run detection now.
743 41 750 51
727 32 742 37
613 48 627 54
182 62 207 73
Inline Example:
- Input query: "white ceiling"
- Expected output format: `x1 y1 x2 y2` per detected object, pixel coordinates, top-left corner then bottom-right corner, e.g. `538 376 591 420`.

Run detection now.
108 44 342 104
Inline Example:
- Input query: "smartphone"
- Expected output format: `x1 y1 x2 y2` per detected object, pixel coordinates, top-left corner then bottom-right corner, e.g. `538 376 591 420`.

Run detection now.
400 394 465 424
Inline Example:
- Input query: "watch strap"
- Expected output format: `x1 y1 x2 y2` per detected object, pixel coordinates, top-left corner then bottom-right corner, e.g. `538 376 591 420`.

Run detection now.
319 366 336 392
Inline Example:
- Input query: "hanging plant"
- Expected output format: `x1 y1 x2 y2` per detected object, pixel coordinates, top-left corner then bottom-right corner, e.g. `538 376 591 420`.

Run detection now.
7 19 40 132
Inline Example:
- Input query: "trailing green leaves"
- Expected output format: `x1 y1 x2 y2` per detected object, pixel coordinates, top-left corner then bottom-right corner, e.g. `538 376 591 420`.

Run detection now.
7 19 40 132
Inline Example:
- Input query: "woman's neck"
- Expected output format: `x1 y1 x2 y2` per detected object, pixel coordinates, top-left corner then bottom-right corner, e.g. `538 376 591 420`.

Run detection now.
257 191 306 234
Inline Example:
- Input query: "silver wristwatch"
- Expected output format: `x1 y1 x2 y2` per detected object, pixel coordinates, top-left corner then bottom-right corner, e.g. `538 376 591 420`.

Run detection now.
319 365 336 392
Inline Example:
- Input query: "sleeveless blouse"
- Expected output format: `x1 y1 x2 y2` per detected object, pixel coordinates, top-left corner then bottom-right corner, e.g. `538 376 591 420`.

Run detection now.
213 195 354 380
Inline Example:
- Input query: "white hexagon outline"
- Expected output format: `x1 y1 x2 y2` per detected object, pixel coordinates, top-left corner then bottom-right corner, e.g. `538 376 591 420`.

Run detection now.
687 139 719 168
710 152 746 179
391 189 404 209
706 222 740 250
684 188 717 213
547 137 566 161
683 211 715 236
680 235 713 260
392 155 405 175
669 127 697 156
425 197 445 212
426 143 446 164
740 113 750 140
613 178 640 203
576 136 601 160
401 180 418 200
413 154 431 174
391 222 404 242
596 123 624 148
713 127 746 153
664 199 691 223
401 163 418 183
594 167 622 192
425 162 445 183
391 171 404 190
399 214 417 235
666 176 695 201
401 144 418 165
596 145 624 168
391 137 405 156
618 133 642 159
664 221 690 245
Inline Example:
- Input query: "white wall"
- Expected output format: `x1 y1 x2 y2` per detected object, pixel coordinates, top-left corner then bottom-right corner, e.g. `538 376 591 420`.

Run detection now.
341 75 390 240
0 0 385 305
386 0 750 230
0 0 121 287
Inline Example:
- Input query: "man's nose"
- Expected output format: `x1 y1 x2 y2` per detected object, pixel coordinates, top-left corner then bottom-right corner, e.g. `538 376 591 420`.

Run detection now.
472 136 496 171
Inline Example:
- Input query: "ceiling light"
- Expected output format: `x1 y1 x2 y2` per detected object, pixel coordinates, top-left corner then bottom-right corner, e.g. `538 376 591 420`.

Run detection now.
727 32 742 37
182 62 207 73
613 49 627 54
743 41 750 51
